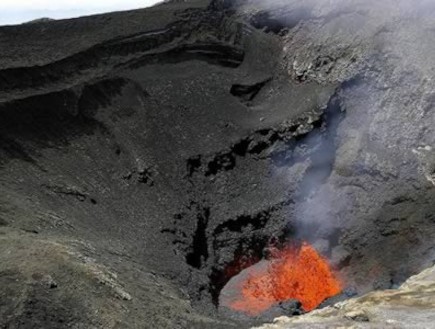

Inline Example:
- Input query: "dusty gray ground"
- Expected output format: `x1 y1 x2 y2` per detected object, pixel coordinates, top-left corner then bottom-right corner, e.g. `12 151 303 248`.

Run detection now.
1 0 435 328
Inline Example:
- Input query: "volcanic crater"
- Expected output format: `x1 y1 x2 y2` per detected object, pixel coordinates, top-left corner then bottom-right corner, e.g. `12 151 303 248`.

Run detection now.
1 0 435 328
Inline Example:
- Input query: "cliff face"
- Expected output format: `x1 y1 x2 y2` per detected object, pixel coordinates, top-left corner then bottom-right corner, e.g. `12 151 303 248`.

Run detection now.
1 0 435 328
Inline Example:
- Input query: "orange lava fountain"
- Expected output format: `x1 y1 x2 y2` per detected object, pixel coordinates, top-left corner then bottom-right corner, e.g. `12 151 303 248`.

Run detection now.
227 242 342 316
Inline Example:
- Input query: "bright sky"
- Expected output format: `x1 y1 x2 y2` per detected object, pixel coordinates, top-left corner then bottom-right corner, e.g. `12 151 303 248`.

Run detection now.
0 0 161 26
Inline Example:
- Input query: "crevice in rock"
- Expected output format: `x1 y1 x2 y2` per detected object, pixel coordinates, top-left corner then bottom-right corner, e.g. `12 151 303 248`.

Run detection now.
187 156 202 177
185 110 328 178
205 153 236 176
230 78 272 103
137 167 156 187
213 211 271 238
186 207 210 269
249 7 313 34
232 138 251 156
42 184 89 202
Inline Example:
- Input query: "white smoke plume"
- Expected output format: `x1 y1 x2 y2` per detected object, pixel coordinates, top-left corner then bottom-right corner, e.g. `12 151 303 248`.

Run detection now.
251 0 435 265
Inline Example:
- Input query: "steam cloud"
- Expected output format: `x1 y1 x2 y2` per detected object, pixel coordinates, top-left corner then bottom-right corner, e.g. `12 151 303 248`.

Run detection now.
254 0 435 265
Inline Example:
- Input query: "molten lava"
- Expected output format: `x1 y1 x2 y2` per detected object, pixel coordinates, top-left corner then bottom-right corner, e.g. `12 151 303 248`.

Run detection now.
226 242 342 316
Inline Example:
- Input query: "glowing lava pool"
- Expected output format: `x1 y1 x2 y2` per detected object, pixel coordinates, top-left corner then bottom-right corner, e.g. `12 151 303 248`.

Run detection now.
219 242 342 316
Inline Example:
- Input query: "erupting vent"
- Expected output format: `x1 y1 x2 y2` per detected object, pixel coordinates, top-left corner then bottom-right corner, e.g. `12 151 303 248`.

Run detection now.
220 242 342 316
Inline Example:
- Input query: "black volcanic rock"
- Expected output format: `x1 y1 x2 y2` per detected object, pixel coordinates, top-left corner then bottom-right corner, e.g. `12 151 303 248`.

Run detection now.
1 0 435 328
23 17 55 24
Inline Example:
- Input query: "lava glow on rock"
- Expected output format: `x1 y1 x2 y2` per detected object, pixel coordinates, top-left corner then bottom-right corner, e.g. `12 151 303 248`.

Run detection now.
222 242 342 316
